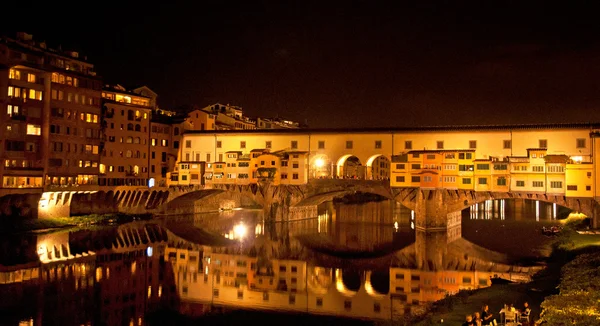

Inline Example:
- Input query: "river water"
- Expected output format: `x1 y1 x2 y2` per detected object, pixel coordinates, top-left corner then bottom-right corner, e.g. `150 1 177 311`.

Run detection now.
0 198 566 325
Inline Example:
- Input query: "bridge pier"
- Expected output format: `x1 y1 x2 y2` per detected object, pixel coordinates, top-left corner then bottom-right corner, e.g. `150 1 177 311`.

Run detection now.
413 189 462 231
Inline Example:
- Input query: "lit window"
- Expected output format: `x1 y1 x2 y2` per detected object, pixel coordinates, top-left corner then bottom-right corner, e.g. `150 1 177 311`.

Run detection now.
9 69 20 79
27 73 36 83
52 72 59 83
26 124 41 136
7 105 19 116
86 113 92 122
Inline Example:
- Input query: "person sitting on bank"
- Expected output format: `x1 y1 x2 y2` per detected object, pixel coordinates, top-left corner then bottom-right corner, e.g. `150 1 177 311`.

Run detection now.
473 312 483 326
462 314 476 326
481 304 497 325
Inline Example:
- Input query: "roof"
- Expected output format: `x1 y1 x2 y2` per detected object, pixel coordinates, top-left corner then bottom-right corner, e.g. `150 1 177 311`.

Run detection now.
406 149 476 154
182 122 600 135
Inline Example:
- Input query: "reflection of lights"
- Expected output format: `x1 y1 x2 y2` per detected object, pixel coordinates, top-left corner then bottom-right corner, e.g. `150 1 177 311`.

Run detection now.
233 223 247 239
146 246 153 257
314 158 325 168
394 221 399 232
205 266 209 275
411 221 415 229
255 223 262 235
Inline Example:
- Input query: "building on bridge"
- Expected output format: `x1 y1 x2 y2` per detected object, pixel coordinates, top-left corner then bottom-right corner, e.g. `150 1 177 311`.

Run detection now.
169 124 600 202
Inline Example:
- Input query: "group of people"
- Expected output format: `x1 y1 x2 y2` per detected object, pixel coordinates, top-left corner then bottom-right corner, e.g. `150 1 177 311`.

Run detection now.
462 302 531 326
541 225 562 236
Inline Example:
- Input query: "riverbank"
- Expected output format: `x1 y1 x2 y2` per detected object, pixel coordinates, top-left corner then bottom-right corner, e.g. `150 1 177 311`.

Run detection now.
409 219 600 326
0 213 153 234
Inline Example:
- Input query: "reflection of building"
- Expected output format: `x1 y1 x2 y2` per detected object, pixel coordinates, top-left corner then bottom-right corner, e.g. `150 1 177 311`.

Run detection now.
164 242 528 321
0 222 174 325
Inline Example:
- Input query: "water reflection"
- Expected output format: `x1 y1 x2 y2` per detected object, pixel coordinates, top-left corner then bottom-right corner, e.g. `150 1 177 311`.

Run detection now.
0 199 551 324
466 198 570 221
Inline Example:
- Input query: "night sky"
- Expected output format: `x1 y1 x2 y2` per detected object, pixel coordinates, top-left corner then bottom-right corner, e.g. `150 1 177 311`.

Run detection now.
6 1 600 128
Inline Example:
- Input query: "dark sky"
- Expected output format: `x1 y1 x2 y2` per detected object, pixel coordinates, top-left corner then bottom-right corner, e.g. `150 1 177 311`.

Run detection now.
6 1 600 128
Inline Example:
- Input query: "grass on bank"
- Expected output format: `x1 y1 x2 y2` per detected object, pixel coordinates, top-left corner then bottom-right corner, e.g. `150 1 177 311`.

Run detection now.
409 220 600 326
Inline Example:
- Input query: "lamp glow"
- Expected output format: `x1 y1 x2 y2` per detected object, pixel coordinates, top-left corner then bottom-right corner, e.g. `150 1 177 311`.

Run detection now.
233 223 247 239
314 158 325 168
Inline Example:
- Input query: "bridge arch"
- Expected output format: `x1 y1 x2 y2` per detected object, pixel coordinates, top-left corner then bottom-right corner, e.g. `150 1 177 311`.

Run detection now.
365 270 389 296
163 189 262 215
335 269 359 297
307 267 332 295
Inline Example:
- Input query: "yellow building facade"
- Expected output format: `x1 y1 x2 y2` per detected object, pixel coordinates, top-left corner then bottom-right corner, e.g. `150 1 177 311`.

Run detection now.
170 126 600 201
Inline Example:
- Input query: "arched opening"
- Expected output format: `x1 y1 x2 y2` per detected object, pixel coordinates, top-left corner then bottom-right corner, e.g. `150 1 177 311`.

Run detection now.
135 124 141 132
340 268 361 292
126 136 133 144
310 154 332 179
366 154 391 181
367 270 389 295
127 123 133 131
134 137 140 144
336 155 364 179
335 269 358 296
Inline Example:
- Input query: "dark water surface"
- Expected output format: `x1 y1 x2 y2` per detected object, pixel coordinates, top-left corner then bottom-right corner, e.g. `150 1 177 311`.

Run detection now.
0 198 565 325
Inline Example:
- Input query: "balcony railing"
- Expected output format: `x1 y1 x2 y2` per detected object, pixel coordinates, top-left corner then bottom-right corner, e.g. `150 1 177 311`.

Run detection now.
125 171 139 177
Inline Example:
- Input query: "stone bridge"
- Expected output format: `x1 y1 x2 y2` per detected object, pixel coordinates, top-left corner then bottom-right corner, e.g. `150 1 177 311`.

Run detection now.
162 179 599 229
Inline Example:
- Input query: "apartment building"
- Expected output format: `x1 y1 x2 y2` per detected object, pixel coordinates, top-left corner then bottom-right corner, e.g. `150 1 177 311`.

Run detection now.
100 85 152 187
0 33 102 197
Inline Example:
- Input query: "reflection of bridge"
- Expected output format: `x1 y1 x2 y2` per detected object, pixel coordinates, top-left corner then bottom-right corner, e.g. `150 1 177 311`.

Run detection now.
163 179 598 230
168 238 540 321
163 213 542 321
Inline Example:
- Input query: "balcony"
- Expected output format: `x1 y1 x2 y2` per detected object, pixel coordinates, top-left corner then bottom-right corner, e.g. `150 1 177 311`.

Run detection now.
125 171 139 177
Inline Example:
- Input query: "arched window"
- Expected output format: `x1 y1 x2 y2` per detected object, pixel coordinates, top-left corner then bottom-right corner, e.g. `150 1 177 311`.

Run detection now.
135 124 141 132
126 150 132 158
127 123 133 131
126 137 133 144
133 137 140 144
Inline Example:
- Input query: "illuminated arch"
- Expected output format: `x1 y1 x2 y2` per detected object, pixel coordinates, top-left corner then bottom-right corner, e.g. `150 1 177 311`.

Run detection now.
335 269 358 297
310 154 331 178
364 271 387 297
307 267 332 295
365 154 391 180
336 155 364 179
